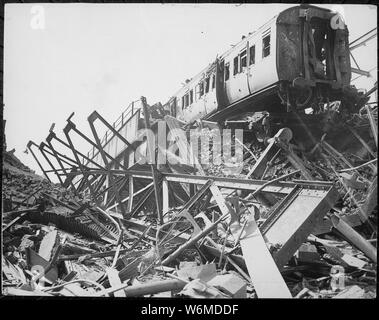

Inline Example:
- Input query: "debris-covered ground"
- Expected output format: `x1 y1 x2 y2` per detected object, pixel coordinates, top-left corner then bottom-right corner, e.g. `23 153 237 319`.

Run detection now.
2 108 377 298
2 104 377 298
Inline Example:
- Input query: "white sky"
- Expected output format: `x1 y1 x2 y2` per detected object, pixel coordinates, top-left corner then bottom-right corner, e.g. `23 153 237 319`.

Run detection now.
4 3 377 178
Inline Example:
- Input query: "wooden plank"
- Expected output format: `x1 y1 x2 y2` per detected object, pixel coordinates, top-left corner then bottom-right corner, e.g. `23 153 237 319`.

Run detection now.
106 267 126 297
38 229 58 261
128 176 134 212
236 215 292 298
162 178 169 215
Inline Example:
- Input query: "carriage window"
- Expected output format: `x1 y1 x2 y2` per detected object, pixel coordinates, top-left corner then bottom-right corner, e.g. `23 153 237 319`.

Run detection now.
249 45 256 65
262 33 270 58
181 96 185 110
190 90 194 104
211 74 216 89
205 77 210 93
240 50 247 72
233 56 239 75
224 63 230 81
199 82 204 97
185 94 189 107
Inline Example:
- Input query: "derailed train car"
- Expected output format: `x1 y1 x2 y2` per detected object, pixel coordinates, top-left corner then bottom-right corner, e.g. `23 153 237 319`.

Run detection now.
165 4 353 123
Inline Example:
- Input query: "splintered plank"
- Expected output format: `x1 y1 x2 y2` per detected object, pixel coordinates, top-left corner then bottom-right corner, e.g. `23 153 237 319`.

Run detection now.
238 216 292 298
106 267 126 297
38 230 58 261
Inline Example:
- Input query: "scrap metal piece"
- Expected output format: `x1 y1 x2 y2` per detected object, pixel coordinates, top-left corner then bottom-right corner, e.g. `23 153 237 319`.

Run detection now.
330 214 377 263
263 182 340 269
234 214 292 298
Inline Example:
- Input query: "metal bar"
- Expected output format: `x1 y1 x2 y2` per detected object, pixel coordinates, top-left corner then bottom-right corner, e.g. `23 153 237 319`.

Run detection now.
103 176 128 208
162 178 169 215
64 168 334 195
107 181 153 211
351 67 371 77
338 158 377 173
63 125 101 205
39 142 64 184
46 134 79 166
349 52 361 69
46 132 78 191
87 112 127 216
88 111 134 152
27 141 51 182
347 127 376 158
88 108 141 165
142 96 163 224
128 186 155 219
366 105 378 149
350 33 377 51
48 130 104 170
158 179 213 244
65 120 120 169
128 176 134 213
349 27 376 46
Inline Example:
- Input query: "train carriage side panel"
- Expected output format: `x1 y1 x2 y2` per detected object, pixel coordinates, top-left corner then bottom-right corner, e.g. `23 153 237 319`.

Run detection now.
276 7 302 82
276 5 351 88
224 18 279 105
225 42 250 102
247 19 279 94
174 66 218 123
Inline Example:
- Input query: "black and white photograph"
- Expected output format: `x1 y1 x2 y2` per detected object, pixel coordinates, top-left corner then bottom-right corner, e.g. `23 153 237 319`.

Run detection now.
1 1 377 305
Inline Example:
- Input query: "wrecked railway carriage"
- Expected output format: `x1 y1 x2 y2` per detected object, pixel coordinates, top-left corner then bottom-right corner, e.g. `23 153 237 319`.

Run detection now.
2 4 377 298
168 4 354 123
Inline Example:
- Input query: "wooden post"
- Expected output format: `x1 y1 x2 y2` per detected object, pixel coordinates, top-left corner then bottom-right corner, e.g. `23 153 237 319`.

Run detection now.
127 176 134 213
162 178 169 215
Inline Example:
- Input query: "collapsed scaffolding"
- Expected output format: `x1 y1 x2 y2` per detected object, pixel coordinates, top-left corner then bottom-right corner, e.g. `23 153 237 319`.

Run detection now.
13 88 376 298
3 25 377 298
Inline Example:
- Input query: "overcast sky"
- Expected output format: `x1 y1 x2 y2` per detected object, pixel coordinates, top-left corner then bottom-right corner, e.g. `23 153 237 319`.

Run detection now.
4 3 377 179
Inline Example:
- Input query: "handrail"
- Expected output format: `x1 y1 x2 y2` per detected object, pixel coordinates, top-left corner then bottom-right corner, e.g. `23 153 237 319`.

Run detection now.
86 99 141 159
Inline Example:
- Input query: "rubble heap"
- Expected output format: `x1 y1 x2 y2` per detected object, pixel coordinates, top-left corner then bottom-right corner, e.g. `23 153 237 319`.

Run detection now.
2 104 377 299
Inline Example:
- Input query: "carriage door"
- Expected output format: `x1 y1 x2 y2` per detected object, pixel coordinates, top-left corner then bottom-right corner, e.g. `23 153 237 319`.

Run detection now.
246 41 253 95
169 97 177 117
230 46 250 101
215 58 229 109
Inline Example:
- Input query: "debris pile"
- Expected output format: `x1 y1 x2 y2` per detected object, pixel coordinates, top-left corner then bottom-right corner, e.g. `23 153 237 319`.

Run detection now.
2 103 377 299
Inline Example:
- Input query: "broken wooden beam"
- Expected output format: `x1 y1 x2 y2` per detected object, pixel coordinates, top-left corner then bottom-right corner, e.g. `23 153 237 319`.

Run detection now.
230 215 292 298
330 214 377 263
121 279 186 297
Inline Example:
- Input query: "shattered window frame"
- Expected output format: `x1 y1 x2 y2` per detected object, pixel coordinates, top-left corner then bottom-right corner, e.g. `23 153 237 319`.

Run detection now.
233 56 239 75
205 77 210 93
199 81 204 97
225 62 230 81
249 45 256 65
240 49 247 72
262 31 271 58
